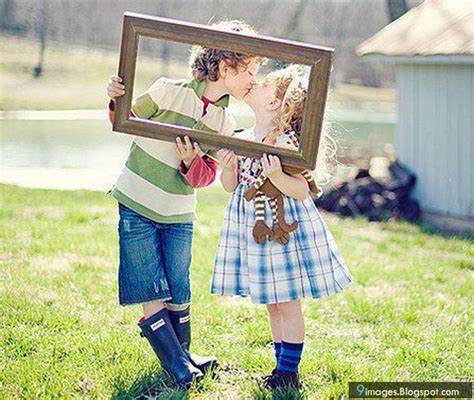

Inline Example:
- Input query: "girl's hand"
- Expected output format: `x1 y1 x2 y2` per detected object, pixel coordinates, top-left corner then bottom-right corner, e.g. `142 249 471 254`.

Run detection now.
261 154 283 179
217 149 238 171
175 136 201 168
107 76 125 99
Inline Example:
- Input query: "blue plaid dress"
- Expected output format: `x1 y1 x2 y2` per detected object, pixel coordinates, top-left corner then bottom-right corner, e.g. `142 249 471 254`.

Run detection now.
211 130 354 304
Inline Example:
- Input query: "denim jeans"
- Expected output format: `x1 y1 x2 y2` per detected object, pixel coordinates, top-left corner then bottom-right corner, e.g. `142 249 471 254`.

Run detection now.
117 203 193 306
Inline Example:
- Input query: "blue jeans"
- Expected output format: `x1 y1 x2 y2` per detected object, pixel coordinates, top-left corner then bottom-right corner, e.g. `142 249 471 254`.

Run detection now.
117 203 193 306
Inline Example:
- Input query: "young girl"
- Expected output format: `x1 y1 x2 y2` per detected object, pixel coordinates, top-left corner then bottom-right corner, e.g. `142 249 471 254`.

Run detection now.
212 66 354 390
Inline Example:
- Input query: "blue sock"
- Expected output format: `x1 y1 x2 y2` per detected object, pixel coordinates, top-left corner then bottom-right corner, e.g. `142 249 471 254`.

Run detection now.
277 341 304 373
273 342 282 365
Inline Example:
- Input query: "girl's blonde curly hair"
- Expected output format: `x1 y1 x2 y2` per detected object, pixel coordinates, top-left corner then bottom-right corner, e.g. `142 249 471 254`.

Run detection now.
263 64 337 185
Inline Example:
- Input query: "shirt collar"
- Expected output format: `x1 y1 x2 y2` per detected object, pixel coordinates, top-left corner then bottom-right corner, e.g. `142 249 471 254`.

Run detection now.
188 78 230 108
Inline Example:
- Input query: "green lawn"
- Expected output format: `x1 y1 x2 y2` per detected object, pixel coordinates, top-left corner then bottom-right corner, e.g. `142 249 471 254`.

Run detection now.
0 36 189 111
0 35 395 112
0 184 472 399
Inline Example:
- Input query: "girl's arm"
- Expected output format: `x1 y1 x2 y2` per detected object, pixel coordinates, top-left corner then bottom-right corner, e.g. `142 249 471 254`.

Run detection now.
218 149 238 193
269 173 309 201
262 154 309 201
221 168 238 193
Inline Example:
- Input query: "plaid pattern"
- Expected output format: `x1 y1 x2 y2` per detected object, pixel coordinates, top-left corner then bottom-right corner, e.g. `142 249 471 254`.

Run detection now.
211 185 354 304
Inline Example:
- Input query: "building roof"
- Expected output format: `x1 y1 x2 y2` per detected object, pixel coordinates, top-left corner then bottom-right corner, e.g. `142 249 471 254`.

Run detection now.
356 0 474 59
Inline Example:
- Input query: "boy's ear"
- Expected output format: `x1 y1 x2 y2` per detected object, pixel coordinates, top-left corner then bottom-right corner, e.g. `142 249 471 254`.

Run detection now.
218 60 229 78
266 98 282 111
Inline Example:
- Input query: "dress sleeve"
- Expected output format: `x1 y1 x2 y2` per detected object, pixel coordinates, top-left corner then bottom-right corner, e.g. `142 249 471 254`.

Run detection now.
275 130 300 151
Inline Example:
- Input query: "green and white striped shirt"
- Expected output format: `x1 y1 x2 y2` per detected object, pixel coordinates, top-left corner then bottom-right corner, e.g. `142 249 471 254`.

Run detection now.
111 77 236 223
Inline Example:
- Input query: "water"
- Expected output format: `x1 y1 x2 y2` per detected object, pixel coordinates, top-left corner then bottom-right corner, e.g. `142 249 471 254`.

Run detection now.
1 119 131 191
0 116 395 191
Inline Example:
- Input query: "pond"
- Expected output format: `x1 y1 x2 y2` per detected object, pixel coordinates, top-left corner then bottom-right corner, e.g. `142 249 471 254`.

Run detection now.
0 111 395 191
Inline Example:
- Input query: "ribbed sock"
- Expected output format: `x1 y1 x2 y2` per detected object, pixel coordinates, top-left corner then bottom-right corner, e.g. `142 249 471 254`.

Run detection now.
276 340 303 373
273 342 282 365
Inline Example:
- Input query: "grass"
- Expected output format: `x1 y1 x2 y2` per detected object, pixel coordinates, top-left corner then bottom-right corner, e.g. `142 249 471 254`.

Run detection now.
0 183 472 399
0 35 189 111
0 35 394 112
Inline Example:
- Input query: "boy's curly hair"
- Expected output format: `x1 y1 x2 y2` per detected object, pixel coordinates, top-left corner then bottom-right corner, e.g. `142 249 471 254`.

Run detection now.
189 20 261 82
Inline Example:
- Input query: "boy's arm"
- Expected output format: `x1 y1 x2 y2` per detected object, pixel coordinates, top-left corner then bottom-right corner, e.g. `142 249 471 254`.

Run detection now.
108 99 116 124
179 155 218 189
108 99 136 124
108 87 160 124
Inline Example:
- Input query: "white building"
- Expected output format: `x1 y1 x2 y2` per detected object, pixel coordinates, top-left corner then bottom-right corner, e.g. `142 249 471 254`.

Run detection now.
356 0 473 225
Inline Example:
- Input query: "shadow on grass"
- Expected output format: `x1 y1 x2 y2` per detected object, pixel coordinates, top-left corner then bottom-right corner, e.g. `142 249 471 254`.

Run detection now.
413 221 473 240
250 384 306 400
111 370 190 400
111 367 222 399
356 213 473 240
248 375 306 400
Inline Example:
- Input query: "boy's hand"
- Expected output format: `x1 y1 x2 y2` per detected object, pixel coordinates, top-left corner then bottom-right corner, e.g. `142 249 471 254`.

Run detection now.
107 76 125 99
175 136 201 169
261 154 283 179
217 149 238 171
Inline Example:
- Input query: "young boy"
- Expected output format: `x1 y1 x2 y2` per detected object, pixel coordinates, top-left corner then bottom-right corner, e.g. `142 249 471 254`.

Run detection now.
107 20 261 386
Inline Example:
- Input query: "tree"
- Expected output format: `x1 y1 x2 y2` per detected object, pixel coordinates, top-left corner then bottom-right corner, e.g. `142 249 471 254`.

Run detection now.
282 0 310 40
34 0 48 78
1 0 28 34
0 0 14 30
157 0 170 77
272 0 310 70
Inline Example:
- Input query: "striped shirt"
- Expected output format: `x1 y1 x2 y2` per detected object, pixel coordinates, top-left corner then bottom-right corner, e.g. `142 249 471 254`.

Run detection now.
110 77 236 223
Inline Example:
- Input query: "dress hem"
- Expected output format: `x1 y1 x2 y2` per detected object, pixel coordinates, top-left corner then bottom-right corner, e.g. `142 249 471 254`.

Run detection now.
210 278 354 305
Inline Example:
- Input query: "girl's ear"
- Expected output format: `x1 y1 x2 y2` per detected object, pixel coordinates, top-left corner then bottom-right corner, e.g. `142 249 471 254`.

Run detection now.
266 97 282 111
218 60 228 78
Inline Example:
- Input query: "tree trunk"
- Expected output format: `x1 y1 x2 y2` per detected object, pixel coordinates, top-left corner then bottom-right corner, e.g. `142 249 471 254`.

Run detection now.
34 0 48 78
157 0 170 77
386 0 409 22
1 0 14 30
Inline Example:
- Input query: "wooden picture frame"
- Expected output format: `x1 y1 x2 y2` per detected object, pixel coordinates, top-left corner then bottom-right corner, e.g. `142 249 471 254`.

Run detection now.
113 12 333 170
